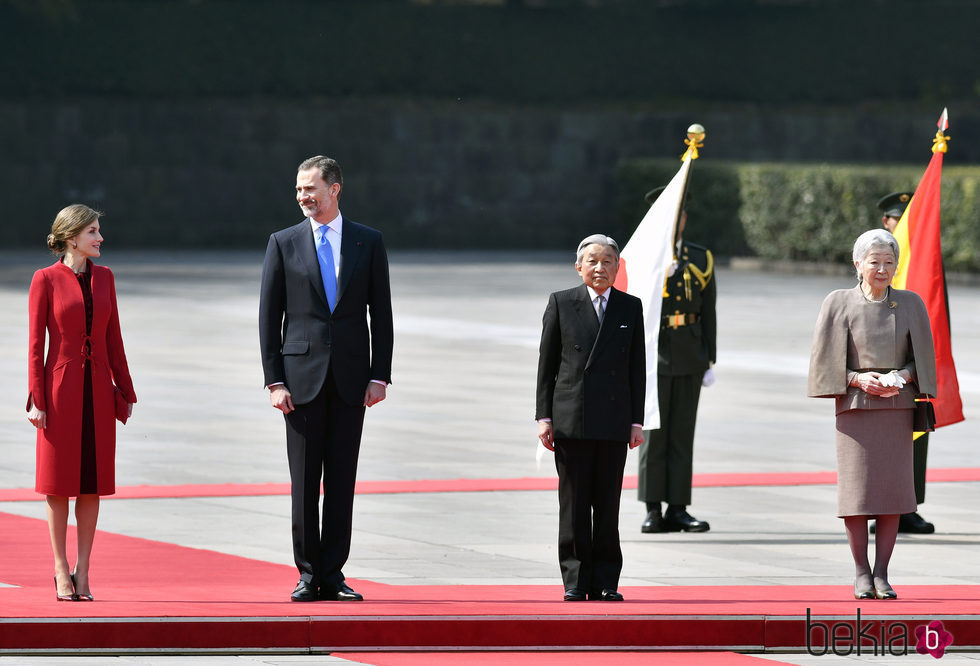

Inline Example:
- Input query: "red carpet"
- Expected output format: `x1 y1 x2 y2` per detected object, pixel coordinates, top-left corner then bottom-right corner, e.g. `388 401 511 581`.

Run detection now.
338 652 783 665
2 511 978 654
1 467 978 501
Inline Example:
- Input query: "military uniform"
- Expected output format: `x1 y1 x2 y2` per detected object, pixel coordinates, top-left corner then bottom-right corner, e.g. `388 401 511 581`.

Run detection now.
875 191 936 535
637 238 716 532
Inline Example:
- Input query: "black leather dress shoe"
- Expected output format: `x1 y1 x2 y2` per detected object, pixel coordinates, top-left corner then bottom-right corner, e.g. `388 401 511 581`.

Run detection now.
641 511 667 533
664 508 710 533
563 588 587 602
589 589 624 601
899 512 935 534
290 580 317 602
871 512 936 535
321 582 364 601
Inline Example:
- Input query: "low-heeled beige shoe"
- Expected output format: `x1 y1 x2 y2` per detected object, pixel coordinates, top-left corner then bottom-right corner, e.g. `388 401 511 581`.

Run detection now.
874 578 898 600
854 579 875 600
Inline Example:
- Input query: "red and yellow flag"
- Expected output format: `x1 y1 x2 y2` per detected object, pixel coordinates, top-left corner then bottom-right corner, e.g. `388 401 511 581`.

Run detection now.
891 108 964 428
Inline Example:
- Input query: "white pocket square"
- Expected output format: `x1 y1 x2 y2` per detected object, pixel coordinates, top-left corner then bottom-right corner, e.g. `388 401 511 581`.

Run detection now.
619 324 628 328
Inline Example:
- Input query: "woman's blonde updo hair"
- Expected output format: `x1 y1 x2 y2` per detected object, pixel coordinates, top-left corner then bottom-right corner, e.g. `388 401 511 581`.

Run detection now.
47 204 102 255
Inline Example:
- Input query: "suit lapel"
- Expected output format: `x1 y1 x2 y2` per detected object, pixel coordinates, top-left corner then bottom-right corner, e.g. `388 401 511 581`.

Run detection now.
292 221 328 307
573 284 599 367
573 283 600 341
337 217 362 306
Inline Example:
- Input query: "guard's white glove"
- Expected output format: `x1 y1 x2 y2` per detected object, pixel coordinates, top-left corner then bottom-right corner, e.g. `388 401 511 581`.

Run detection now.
666 259 678 277
702 367 716 387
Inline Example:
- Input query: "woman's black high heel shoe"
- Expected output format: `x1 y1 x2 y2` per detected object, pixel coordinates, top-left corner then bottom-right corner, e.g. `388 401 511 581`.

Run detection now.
70 572 94 602
54 575 76 601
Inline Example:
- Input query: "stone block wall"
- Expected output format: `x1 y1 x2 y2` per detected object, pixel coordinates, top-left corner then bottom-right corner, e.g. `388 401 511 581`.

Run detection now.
4 98 977 251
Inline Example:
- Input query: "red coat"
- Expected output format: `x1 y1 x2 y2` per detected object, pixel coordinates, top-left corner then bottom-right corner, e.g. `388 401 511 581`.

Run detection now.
27 261 136 496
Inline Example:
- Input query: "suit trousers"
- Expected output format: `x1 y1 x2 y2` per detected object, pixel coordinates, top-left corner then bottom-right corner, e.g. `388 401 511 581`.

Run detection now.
284 367 366 587
638 373 702 506
914 433 929 505
554 438 628 593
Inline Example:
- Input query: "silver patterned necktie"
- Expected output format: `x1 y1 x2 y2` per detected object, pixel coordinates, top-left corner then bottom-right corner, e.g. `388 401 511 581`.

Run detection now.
595 295 605 324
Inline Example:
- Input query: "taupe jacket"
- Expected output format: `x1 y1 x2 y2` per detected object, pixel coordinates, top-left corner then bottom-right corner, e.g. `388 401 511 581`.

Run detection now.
808 285 936 414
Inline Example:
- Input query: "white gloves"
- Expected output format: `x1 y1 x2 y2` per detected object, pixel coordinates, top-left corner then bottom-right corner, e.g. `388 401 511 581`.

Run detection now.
702 367 715 387
878 371 907 389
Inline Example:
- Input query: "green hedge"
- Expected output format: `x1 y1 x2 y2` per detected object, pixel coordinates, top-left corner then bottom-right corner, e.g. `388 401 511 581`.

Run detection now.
616 159 980 272
614 159 750 257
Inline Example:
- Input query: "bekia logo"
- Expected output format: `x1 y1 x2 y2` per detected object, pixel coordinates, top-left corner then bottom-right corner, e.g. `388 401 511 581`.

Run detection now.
807 609 954 658
916 620 954 659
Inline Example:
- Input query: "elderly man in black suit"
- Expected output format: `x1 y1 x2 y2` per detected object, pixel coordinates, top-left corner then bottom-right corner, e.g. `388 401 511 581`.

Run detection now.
259 155 393 602
536 234 646 602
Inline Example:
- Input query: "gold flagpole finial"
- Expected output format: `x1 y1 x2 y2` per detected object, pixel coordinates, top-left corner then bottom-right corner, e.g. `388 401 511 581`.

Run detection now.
933 108 950 154
682 123 706 161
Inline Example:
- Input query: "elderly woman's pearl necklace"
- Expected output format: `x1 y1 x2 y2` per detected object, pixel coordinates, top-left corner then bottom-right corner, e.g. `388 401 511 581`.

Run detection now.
863 287 888 303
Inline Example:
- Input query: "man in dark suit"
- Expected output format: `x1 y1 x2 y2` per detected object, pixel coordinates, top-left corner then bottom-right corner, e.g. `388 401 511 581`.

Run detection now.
259 155 393 601
536 234 645 602
637 186 715 534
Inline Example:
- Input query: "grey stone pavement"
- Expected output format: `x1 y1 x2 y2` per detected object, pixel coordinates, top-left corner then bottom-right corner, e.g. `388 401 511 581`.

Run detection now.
2 250 979 665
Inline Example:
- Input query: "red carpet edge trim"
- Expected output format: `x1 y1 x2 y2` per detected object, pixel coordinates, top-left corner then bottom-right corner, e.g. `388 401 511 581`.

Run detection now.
3 510 980 654
0 467 978 502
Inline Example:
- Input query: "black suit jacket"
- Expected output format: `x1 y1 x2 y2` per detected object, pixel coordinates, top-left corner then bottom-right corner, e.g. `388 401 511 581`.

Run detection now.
535 285 645 442
259 217 394 406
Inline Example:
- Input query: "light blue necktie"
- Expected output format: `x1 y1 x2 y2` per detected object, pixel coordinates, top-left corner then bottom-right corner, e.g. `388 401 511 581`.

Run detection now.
316 225 338 311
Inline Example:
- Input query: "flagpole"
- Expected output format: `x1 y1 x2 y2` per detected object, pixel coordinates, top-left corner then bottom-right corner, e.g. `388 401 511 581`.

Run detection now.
674 123 705 247
615 132 700 428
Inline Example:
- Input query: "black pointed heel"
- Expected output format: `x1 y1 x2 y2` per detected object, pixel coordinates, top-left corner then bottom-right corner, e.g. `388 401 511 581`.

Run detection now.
54 575 76 601
70 572 94 601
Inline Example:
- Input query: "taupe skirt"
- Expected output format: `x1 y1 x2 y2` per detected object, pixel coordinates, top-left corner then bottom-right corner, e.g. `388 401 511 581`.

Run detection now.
835 407 917 517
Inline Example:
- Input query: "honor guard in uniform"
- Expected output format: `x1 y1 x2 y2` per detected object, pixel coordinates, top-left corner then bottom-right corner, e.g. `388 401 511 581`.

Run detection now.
875 191 936 534
638 186 716 533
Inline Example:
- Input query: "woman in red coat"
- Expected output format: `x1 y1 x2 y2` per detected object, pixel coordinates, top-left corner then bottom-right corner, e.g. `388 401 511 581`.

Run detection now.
27 204 136 601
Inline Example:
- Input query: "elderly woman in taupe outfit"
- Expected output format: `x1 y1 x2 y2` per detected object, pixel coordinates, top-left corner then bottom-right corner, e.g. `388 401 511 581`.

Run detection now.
808 229 936 600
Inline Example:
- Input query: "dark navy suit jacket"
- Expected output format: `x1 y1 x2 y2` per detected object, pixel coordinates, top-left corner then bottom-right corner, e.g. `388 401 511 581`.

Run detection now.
259 217 393 406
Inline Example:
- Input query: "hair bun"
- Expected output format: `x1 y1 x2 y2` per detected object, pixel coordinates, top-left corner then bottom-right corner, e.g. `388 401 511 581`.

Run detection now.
46 233 58 250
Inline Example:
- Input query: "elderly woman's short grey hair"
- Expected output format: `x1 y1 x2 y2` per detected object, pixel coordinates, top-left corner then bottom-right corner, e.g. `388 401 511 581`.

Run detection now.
852 229 900 280
576 234 620 264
